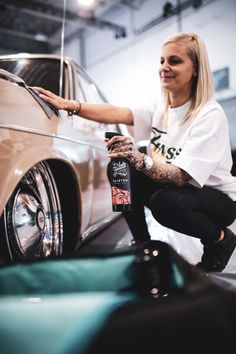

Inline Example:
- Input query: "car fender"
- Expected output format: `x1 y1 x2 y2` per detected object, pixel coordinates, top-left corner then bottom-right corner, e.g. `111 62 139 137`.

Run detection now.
0 139 83 219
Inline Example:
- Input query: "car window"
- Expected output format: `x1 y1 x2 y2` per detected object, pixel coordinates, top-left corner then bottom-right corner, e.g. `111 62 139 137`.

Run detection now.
75 66 121 134
76 67 106 104
0 58 66 97
0 56 122 136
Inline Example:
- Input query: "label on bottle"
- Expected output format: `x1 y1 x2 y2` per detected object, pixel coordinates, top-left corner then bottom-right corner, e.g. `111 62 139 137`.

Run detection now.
110 159 132 211
105 132 132 212
111 160 128 178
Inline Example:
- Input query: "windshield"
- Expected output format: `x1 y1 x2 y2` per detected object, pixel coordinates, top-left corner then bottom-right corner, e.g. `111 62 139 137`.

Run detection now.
0 58 65 96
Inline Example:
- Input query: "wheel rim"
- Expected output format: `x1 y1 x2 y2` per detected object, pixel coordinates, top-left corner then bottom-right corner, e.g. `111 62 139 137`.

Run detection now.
4 161 63 260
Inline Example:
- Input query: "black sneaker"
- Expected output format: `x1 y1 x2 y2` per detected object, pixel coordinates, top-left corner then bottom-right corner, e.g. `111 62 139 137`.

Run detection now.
196 228 236 272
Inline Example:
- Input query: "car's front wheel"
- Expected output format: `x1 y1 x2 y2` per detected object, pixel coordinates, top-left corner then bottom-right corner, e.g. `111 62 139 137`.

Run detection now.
1 161 63 262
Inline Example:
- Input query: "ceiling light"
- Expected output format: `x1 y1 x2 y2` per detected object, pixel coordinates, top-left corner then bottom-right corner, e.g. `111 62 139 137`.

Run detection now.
78 0 96 7
34 33 47 42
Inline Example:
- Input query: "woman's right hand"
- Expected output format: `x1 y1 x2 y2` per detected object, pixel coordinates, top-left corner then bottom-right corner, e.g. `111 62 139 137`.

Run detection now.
32 86 74 112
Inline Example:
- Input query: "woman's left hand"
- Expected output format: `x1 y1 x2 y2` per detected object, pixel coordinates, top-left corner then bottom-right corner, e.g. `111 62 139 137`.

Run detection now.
106 135 144 170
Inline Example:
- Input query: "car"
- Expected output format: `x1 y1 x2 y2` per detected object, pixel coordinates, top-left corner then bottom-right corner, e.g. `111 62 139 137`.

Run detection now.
0 53 126 264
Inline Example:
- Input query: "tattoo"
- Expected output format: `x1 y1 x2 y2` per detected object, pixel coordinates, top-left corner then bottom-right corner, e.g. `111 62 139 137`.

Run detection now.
144 160 190 187
107 135 190 186
129 156 142 168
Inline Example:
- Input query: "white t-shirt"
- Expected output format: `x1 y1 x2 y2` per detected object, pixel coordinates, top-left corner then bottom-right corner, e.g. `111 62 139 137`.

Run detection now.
130 98 236 201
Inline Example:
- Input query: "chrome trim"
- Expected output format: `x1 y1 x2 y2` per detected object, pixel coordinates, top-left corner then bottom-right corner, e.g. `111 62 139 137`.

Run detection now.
4 161 63 260
0 123 104 150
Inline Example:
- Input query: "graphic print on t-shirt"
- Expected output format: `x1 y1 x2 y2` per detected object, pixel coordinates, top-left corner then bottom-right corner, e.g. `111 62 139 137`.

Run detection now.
150 127 182 164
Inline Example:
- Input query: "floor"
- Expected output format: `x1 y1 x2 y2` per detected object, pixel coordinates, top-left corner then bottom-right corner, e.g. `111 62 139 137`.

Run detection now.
79 208 236 289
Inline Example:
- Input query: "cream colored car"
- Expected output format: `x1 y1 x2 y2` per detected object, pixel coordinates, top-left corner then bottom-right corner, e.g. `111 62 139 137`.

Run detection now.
0 54 123 263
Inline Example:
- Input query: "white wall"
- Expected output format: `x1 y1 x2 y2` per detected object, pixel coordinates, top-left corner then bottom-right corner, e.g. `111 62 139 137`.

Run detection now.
66 0 236 106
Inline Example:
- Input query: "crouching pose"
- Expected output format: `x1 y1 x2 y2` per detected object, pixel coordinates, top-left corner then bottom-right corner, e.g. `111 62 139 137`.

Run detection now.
33 32 236 272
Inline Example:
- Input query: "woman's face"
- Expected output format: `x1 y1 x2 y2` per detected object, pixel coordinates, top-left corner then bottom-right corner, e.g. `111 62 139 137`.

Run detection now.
159 42 197 96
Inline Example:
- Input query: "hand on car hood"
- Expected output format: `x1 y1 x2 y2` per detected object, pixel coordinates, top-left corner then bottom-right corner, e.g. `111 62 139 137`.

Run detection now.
0 68 59 119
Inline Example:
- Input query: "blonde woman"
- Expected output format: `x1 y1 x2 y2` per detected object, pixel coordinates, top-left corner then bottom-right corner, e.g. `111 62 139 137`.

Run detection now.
34 33 236 273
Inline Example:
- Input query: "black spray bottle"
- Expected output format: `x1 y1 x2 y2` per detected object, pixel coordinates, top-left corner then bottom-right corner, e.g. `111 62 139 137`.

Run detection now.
105 132 132 212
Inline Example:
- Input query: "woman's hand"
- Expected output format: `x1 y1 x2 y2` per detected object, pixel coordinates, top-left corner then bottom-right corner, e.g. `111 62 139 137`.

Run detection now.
32 86 74 112
106 135 144 170
105 135 191 186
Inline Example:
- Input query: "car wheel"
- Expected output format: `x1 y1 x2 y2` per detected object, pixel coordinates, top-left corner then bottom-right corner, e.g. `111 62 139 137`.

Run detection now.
2 161 63 261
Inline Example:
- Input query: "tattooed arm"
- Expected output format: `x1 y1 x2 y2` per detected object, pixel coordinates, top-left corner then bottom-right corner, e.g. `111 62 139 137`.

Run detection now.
106 135 191 187
143 160 190 187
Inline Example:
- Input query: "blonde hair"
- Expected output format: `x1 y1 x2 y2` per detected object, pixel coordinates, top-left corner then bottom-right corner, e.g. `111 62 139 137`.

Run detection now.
161 32 214 125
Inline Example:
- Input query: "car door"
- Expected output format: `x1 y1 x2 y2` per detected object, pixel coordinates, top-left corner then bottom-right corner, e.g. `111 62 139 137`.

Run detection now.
74 66 121 227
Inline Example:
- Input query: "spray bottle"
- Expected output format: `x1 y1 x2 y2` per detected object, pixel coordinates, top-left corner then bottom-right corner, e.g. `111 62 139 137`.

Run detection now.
105 132 132 212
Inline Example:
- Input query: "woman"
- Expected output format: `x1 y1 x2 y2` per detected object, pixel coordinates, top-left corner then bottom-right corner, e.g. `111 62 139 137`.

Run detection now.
33 32 236 273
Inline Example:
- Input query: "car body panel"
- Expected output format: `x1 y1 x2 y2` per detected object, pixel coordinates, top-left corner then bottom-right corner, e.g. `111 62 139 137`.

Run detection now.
0 54 122 260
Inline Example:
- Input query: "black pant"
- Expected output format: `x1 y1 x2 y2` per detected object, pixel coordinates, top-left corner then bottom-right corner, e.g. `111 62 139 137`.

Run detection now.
118 167 236 246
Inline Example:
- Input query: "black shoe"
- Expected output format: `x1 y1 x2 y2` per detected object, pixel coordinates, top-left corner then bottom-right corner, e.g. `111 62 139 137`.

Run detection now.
196 228 236 272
